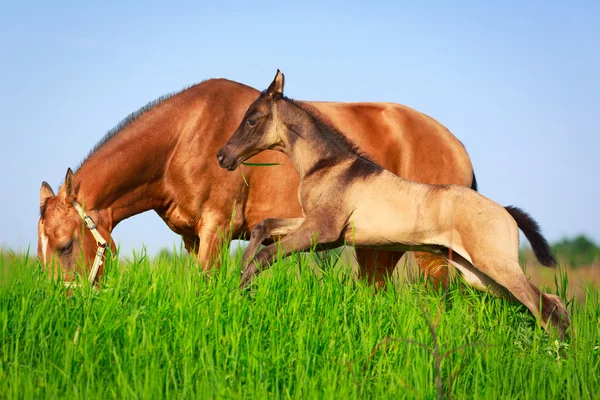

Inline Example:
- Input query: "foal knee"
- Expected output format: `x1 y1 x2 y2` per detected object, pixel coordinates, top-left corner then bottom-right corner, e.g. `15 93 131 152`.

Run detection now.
251 218 282 241
249 220 271 243
249 225 265 242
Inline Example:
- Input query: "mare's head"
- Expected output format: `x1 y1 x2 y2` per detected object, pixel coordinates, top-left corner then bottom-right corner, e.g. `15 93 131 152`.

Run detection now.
217 70 287 170
38 168 113 283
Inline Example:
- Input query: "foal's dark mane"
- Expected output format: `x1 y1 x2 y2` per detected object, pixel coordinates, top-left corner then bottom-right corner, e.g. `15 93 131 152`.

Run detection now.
76 84 196 171
283 97 377 164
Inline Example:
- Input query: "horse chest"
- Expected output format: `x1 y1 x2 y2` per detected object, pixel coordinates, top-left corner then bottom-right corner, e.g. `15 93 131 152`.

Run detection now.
162 205 196 235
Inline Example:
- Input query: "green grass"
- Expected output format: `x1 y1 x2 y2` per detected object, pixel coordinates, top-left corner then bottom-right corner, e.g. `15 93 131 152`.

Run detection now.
1 248 599 399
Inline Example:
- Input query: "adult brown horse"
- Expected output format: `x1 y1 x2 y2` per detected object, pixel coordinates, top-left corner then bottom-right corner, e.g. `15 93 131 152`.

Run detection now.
37 77 475 287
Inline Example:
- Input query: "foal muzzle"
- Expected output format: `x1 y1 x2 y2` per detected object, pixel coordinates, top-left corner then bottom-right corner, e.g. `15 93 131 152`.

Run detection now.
216 149 239 171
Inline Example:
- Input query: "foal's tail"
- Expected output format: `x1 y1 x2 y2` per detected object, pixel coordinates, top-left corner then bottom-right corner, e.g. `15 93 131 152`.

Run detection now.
505 206 557 267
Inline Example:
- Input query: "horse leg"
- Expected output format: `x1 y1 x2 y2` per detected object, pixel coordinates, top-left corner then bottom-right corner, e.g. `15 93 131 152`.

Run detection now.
414 252 449 290
242 218 305 266
196 214 231 272
355 249 449 290
527 282 571 339
240 218 340 289
182 235 199 255
451 252 570 338
355 249 403 290
488 261 569 338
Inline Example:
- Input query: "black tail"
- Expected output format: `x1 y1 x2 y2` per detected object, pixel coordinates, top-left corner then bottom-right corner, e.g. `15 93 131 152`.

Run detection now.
505 206 557 267
471 171 478 192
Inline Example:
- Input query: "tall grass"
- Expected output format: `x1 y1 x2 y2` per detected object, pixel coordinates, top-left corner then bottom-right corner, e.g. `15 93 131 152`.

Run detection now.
1 248 599 399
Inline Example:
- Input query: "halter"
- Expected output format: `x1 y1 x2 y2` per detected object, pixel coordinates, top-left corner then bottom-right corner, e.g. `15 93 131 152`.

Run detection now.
64 202 108 289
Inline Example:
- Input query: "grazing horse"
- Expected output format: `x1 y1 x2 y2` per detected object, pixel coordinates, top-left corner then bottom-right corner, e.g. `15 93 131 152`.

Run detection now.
217 70 570 338
38 77 475 287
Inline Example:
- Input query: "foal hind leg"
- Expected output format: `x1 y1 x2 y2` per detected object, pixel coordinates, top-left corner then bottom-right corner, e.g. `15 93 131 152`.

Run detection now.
355 249 403 290
455 253 570 338
528 282 571 339
447 256 509 297
480 259 569 337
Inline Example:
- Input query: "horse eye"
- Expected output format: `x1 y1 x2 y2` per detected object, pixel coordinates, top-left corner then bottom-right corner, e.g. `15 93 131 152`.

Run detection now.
59 241 73 256
247 118 257 127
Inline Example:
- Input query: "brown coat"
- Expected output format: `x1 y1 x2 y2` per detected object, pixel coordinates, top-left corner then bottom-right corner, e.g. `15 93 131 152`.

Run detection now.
38 77 473 287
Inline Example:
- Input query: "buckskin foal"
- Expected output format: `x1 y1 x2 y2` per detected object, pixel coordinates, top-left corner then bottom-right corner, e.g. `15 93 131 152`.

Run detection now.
217 70 570 338
39 77 474 287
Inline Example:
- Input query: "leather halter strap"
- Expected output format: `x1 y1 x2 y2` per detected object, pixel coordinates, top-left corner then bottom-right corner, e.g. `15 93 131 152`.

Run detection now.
64 202 108 288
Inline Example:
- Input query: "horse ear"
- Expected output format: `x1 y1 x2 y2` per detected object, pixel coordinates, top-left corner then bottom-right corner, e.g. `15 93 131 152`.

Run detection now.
62 168 75 200
40 181 54 208
266 69 285 97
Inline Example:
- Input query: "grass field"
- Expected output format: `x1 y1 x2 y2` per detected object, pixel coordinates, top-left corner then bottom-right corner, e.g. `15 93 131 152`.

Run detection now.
1 247 599 399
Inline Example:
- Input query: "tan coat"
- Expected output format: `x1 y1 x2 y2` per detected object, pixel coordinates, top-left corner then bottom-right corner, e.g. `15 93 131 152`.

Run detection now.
218 70 570 338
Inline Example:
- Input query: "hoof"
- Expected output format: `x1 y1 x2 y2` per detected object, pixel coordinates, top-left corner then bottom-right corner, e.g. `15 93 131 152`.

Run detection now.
239 263 259 290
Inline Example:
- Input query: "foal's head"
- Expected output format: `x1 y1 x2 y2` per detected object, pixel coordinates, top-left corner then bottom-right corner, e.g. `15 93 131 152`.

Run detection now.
217 70 287 171
38 168 113 282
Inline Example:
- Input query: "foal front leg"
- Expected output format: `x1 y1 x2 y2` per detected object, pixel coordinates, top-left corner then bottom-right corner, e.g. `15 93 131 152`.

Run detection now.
242 218 305 267
240 218 340 289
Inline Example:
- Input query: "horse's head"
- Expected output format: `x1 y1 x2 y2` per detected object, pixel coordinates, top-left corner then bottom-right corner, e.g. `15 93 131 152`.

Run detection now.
217 70 286 170
38 168 113 284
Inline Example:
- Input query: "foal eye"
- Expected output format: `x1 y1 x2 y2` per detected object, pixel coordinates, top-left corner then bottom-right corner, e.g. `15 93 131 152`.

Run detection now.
247 119 257 127
59 241 73 256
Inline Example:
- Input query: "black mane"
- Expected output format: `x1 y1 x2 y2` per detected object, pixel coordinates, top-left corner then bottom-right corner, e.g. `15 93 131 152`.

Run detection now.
285 97 377 164
76 85 194 170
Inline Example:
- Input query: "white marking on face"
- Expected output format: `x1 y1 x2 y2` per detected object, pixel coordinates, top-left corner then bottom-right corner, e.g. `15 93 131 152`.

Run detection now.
41 232 49 265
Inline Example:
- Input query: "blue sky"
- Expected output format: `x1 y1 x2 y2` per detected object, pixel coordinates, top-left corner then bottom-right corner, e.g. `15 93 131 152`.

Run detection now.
1 1 598 255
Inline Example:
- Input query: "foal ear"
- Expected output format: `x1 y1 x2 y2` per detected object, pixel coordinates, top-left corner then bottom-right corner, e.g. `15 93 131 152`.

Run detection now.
62 168 75 200
266 69 285 97
40 181 55 208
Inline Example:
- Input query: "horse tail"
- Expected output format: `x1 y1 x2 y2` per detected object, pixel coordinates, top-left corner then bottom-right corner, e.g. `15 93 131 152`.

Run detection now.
471 171 478 192
504 206 557 267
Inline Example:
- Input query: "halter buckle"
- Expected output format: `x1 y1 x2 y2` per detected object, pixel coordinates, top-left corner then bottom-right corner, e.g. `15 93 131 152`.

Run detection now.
84 215 97 230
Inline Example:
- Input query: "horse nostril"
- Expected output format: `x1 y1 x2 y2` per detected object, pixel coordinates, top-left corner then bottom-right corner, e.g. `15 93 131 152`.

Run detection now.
216 151 224 164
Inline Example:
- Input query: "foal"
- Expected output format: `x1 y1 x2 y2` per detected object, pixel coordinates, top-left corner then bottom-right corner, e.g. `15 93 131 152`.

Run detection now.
217 70 570 337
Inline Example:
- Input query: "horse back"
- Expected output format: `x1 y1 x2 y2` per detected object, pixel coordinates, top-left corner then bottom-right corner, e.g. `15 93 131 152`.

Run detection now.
309 101 474 188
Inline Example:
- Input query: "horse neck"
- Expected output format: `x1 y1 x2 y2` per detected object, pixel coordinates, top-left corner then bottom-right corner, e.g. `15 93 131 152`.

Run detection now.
280 101 355 178
73 107 182 231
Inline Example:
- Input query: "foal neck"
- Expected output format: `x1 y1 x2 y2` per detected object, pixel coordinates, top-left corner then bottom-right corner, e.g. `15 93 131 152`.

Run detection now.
280 99 376 178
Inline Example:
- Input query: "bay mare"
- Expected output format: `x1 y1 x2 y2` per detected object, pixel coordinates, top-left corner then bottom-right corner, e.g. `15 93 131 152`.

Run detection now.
38 77 475 287
217 71 570 338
